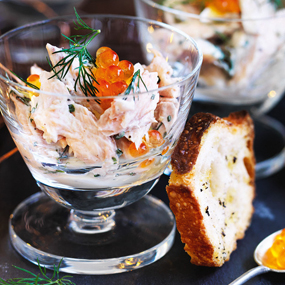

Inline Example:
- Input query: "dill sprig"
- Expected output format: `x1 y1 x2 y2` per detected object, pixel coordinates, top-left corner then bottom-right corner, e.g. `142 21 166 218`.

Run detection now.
49 8 100 97
8 8 150 100
125 69 148 95
0 259 75 285
10 71 40 90
270 0 285 9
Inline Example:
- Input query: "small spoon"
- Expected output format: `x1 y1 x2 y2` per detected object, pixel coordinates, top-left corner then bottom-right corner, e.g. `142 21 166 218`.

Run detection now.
229 229 285 285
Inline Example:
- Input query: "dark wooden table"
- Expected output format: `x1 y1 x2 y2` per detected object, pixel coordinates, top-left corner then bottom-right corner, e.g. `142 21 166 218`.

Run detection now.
0 1 285 284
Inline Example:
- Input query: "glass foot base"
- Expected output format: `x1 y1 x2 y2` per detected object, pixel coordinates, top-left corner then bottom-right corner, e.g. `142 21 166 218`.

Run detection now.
9 192 176 274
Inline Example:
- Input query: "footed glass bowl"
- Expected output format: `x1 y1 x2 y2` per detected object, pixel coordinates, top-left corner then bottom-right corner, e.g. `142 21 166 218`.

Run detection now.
136 0 285 178
0 15 202 274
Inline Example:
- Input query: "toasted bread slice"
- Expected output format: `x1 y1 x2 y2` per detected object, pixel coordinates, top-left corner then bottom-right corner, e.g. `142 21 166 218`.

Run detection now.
166 111 255 267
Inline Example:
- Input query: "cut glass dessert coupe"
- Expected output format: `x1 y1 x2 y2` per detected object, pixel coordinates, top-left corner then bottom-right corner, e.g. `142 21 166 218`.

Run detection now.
136 0 285 179
0 14 202 274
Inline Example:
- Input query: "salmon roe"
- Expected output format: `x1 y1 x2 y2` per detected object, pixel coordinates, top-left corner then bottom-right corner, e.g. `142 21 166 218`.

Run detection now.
140 158 155 168
93 78 112 110
262 229 285 270
161 146 169 155
106 65 124 83
129 142 149 157
126 130 166 159
96 46 112 57
110 81 128 95
118 60 134 81
94 67 107 79
93 78 110 95
148 130 165 147
206 0 240 14
93 46 134 109
96 49 119 68
27 74 41 89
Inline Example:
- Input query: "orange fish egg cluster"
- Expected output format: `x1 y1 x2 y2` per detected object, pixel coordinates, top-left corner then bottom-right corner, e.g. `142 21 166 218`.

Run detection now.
26 74 41 97
129 130 165 158
129 141 149 158
161 146 169 155
148 130 165 147
262 229 285 269
27 74 41 89
140 158 155 168
93 46 134 110
206 0 241 14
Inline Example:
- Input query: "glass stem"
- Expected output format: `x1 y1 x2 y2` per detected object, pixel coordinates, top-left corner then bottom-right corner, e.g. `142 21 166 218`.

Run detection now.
68 209 116 234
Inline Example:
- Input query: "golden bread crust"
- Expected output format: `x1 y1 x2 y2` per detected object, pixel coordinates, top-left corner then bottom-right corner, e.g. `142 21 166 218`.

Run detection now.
171 113 218 175
167 111 255 267
167 184 220 266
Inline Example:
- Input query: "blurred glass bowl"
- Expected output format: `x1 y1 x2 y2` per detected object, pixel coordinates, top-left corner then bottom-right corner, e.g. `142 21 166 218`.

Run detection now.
0 0 84 27
136 0 285 178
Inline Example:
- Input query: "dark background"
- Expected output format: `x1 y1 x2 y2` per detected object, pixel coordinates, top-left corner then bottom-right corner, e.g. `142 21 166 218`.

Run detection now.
0 0 285 284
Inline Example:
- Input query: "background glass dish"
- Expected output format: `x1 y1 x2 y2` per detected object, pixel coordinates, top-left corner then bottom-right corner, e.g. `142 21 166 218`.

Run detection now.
0 15 202 274
136 0 285 178
0 0 84 28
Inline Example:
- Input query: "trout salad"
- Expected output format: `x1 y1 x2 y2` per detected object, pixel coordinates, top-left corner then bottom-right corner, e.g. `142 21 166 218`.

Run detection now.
8 13 181 188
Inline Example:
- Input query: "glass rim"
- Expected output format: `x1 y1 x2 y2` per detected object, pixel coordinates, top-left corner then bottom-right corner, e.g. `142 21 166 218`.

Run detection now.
140 0 285 22
0 13 203 99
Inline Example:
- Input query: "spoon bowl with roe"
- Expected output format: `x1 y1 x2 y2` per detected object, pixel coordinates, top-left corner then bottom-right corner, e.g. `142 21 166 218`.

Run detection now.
230 228 285 285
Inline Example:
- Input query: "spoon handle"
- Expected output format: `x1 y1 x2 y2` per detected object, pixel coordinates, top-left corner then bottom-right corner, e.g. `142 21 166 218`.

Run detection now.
229 265 271 285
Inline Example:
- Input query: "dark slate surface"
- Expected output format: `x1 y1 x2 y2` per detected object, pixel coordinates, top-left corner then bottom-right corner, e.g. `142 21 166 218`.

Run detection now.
0 0 285 284
1 105 285 285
